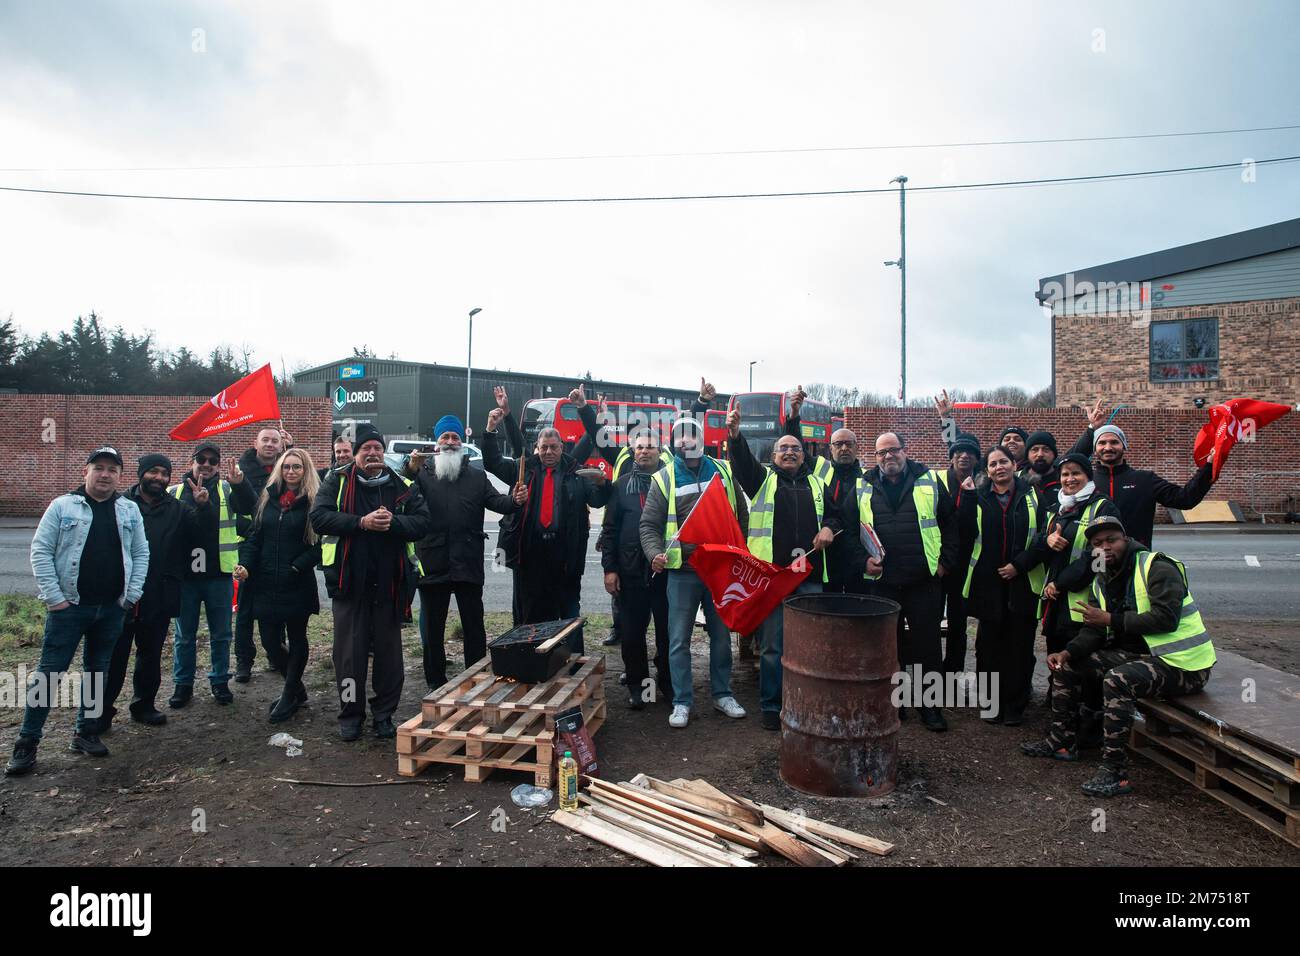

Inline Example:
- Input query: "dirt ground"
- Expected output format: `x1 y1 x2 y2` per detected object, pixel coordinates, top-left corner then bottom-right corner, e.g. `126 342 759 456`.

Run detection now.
0 610 1296 868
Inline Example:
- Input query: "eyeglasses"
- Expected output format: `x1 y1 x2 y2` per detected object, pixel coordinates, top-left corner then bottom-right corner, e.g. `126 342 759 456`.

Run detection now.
281 463 303 471
775 445 803 454
830 440 855 448
196 456 219 466
875 447 903 458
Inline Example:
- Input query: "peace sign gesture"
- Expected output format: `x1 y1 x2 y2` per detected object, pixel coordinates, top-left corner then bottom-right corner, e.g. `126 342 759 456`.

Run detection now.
186 476 210 506
1086 397 1107 430
229 460 244 485
493 385 510 416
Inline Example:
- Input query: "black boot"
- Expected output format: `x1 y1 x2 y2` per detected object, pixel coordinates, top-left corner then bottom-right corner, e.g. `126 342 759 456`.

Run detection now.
5 737 38 776
234 663 252 684
269 693 301 724
373 717 397 739
919 706 948 732
70 732 109 757
211 682 234 705
168 684 193 709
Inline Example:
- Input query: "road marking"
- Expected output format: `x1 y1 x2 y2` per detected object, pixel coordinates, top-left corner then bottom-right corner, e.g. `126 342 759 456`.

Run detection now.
1244 554 1261 568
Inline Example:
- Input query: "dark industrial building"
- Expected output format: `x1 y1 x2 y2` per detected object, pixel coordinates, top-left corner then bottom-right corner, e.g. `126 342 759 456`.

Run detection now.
293 357 720 439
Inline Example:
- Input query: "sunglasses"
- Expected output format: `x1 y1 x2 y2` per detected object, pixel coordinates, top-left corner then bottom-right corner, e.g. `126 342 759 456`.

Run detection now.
196 455 219 466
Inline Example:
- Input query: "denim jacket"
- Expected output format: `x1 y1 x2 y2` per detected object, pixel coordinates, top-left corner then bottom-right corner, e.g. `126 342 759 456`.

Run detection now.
30 490 149 608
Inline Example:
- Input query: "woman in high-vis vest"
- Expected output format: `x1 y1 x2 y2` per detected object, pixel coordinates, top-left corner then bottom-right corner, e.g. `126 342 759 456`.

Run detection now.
1022 514 1214 798
963 445 1046 726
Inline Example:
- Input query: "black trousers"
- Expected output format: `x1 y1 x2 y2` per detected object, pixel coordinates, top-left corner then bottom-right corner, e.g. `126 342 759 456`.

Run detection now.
105 612 171 721
872 576 944 689
418 582 487 687
942 578 970 674
974 611 1039 718
235 584 287 671
331 596 404 726
518 565 584 652
618 576 671 703
261 616 310 702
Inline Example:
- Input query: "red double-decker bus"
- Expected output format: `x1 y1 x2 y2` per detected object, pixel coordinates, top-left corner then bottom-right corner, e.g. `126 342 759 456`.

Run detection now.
702 408 729 458
726 392 833 462
523 398 679 477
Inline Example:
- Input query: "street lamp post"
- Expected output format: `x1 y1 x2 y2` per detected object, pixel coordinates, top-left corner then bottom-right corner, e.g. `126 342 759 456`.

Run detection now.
466 308 481 434
887 175 907 406
748 360 759 391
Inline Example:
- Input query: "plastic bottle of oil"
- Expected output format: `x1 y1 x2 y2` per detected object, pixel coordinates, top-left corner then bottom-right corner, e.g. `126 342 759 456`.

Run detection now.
558 751 579 811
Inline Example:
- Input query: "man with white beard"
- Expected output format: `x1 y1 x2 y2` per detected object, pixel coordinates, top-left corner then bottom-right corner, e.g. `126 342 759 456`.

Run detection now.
406 415 525 687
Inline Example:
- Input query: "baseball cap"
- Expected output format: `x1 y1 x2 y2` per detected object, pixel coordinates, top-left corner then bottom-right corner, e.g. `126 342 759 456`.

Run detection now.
86 446 123 467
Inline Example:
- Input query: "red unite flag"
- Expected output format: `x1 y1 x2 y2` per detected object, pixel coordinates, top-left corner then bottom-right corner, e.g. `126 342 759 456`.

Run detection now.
676 474 811 635
169 364 282 441
1192 398 1292 482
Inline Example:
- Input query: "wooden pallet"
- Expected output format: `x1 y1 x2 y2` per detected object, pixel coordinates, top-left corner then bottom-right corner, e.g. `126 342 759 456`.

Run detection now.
1132 701 1300 848
396 654 605 786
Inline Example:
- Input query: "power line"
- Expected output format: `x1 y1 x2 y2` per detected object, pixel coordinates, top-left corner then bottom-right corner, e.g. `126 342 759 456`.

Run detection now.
1 155 1295 206
2 123 1298 174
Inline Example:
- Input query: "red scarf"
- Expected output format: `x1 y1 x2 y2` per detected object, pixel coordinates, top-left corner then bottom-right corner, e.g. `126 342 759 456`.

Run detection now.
279 488 298 510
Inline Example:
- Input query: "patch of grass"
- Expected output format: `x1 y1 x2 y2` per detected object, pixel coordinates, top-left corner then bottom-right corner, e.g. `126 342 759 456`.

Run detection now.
0 594 47 665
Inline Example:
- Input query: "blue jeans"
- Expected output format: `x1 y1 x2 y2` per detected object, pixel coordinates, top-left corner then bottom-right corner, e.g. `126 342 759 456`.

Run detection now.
19 602 123 741
666 567 734 708
173 577 233 687
757 580 822 714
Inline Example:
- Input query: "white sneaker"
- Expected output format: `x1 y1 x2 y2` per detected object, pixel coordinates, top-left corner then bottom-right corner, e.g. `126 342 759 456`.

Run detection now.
669 704 690 728
714 696 746 719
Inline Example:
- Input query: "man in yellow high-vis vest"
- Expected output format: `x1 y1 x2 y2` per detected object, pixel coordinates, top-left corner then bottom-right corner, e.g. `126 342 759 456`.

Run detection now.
728 407 836 731
639 414 749 730
1021 515 1215 798
862 432 959 732
310 424 432 742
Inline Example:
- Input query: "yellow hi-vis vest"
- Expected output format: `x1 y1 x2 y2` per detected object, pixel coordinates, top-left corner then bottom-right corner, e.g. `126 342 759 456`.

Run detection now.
613 447 673 482
1045 498 1105 623
856 469 942 581
963 487 1045 599
319 473 421 574
170 479 240 573
1091 550 1215 671
812 457 834 484
652 458 737 570
747 470 828 584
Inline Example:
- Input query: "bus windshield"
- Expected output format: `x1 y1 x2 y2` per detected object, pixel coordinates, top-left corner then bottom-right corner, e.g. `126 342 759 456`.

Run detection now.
735 393 782 438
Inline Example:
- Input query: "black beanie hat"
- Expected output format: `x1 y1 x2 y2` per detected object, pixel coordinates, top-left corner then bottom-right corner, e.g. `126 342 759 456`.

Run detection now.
999 426 1029 445
1058 451 1094 481
1025 430 1058 455
948 433 981 460
353 424 386 452
137 453 173 480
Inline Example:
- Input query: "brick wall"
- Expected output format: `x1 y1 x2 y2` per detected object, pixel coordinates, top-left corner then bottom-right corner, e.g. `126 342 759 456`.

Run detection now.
842 406 1300 522
1053 296 1300 409
0 395 333 517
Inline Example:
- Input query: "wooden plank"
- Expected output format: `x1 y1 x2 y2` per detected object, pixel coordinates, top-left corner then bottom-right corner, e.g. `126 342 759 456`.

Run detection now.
579 799 755 868
535 619 583 654
753 801 896 857
551 809 704 867
584 779 763 850
425 656 493 701
583 786 757 857
640 776 764 825
1138 702 1300 784
737 820 834 867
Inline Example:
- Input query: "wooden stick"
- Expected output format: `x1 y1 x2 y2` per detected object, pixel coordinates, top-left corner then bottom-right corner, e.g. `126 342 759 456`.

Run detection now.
552 809 703 867
580 799 755 867
754 802 895 857
583 778 763 850
638 776 763 825
737 820 835 867
584 789 759 858
535 618 583 654
273 778 431 788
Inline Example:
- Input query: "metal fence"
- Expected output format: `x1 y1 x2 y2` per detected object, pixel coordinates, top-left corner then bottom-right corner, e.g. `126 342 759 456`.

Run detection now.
1245 471 1300 523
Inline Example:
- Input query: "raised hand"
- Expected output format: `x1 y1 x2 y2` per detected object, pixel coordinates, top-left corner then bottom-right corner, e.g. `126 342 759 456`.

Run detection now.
568 384 587 408
486 408 505 433
279 427 294 447
229 460 244 485
493 385 510 415
408 449 430 473
186 476 210 506
698 377 717 403
935 388 953 419
1087 397 1107 430
726 407 741 438
789 384 806 417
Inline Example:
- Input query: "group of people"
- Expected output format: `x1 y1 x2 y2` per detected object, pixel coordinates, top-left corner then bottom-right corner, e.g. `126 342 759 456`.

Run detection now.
10 380 1222 798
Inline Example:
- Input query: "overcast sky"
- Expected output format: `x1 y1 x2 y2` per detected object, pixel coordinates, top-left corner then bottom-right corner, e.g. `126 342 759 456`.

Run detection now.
2 0 1298 402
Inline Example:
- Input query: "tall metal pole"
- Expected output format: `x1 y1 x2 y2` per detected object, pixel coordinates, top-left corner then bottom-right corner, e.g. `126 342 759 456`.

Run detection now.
466 307 481 433
891 175 908 406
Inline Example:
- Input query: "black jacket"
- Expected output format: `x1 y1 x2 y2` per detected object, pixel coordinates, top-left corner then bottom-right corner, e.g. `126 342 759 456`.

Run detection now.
238 484 322 621
1074 429 1215 546
862 459 958 587
1024 465 1061 519
599 466 662 585
126 483 201 619
409 457 517 587
939 467 980 596
965 477 1044 623
309 463 432 606
231 447 282 537
1067 541 1192 660
729 430 837 576
169 471 228 581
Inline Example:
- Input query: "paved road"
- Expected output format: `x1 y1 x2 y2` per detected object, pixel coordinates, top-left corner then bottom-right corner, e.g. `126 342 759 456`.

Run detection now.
3 525 1297 621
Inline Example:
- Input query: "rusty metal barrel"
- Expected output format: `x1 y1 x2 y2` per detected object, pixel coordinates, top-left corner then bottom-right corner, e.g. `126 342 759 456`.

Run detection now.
779 593 901 798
